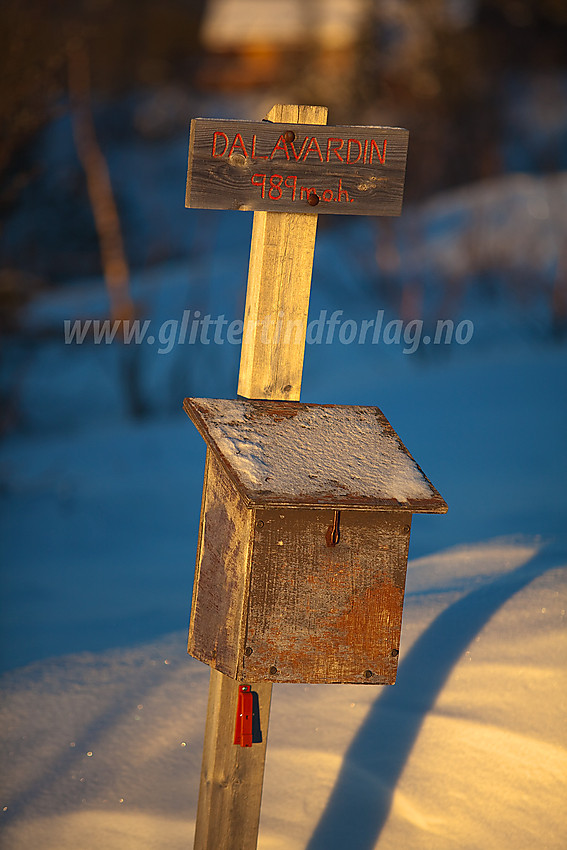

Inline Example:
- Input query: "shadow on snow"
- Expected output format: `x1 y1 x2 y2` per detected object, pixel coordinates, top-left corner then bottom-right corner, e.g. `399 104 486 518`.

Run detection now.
306 542 564 850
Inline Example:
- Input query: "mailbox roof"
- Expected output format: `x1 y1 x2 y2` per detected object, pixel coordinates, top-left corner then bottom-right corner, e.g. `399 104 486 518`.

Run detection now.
184 397 447 513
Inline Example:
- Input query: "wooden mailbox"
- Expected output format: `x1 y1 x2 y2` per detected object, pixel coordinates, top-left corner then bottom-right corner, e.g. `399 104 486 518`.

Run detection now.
185 397 447 685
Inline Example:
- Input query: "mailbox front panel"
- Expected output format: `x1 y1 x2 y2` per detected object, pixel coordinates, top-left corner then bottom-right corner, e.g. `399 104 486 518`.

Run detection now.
241 509 411 684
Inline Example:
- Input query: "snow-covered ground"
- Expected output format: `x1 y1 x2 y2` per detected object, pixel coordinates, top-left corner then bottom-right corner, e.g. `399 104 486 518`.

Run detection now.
1 175 566 847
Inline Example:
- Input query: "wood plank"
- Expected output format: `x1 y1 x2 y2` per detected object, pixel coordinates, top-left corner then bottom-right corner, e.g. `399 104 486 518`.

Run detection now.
237 104 328 401
188 451 254 677
193 670 273 850
183 397 448 514
186 118 408 216
243 509 410 684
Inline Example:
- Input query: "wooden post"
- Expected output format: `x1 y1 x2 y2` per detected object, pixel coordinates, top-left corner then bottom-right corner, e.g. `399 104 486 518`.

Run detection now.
193 104 328 850
238 103 328 401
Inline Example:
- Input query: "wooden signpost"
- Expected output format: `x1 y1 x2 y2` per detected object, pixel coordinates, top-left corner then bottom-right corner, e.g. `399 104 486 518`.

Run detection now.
186 117 408 216
184 104 445 850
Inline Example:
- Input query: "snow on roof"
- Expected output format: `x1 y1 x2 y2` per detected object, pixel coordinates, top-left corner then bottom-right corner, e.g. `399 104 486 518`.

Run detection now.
184 397 447 512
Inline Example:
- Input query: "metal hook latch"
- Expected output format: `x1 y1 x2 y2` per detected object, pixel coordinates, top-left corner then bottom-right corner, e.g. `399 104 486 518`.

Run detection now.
326 510 340 547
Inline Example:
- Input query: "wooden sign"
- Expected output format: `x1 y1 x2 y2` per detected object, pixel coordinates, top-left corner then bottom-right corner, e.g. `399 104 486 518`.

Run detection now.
186 118 409 216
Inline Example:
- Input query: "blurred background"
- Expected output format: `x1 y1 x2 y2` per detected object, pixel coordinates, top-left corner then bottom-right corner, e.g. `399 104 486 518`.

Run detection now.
1 0 566 669
2 9 566 847
1 0 566 424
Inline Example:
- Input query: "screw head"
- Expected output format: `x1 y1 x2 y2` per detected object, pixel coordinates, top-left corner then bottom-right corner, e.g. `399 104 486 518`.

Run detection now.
284 130 295 143
364 669 373 679
256 520 264 529
245 646 253 657
391 648 399 657
307 192 320 206
402 524 410 533
269 665 278 675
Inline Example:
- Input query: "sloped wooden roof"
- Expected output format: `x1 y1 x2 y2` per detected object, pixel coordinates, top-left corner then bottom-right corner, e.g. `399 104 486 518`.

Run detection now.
184 398 447 513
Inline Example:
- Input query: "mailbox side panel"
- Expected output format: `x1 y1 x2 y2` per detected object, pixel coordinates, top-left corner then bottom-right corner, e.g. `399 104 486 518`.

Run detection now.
242 509 411 684
188 450 253 678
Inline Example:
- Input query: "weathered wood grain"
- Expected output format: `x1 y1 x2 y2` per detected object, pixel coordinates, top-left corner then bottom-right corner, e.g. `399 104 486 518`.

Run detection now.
183 397 448 514
243 510 410 684
193 669 272 850
189 492 414 685
188 451 252 676
186 118 408 216
237 104 328 401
